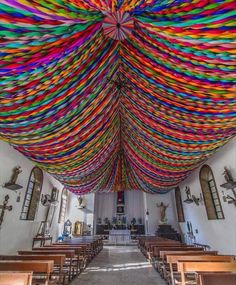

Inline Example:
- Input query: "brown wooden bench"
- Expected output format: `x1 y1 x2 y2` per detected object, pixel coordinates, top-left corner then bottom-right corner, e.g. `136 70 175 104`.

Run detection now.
158 251 218 280
168 255 235 285
0 260 54 285
0 271 32 285
34 246 87 273
0 255 66 285
18 250 75 282
198 272 236 285
152 246 203 265
177 261 236 285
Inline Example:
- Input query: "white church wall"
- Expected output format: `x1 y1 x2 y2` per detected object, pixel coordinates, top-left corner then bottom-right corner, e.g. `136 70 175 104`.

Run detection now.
144 191 179 235
0 140 64 254
177 137 236 254
67 192 95 235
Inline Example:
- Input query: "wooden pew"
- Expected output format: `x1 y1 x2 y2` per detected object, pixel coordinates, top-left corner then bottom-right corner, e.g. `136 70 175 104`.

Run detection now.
177 261 236 285
145 241 183 258
0 255 66 285
0 271 32 285
168 255 235 285
198 272 236 285
0 260 54 285
152 246 203 266
50 244 89 266
33 246 87 273
159 251 218 280
19 250 75 281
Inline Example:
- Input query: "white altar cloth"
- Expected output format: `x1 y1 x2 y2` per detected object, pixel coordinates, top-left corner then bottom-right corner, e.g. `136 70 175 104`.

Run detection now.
109 229 131 244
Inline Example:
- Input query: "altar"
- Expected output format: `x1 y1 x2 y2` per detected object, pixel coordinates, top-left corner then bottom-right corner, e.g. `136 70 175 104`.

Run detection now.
109 229 131 244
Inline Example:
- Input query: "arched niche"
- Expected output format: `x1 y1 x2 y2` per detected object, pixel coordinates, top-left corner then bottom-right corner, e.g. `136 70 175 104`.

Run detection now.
199 164 224 220
20 167 43 220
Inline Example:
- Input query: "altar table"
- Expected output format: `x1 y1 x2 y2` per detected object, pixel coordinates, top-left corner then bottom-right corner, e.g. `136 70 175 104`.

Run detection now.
109 229 131 244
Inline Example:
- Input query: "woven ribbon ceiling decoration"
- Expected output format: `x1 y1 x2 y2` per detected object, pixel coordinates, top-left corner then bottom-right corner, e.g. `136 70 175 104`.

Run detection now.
0 1 235 194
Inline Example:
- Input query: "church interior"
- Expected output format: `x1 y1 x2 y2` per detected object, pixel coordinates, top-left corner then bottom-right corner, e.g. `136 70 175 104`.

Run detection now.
0 1 236 285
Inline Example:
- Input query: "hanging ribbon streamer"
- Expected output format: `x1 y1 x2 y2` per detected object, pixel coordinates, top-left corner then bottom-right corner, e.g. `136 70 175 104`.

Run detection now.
0 0 235 194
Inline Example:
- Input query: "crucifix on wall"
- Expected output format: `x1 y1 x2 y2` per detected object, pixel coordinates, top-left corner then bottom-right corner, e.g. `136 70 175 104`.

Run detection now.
0 195 13 229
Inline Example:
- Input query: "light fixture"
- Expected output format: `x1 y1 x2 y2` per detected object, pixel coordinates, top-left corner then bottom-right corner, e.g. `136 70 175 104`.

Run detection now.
183 186 203 206
222 191 236 206
220 166 236 207
41 193 59 206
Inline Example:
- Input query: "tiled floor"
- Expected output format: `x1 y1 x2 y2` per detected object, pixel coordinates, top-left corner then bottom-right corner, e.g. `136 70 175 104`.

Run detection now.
71 246 166 285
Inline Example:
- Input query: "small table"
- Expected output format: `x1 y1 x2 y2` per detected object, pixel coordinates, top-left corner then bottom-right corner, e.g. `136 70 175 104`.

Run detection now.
32 236 52 248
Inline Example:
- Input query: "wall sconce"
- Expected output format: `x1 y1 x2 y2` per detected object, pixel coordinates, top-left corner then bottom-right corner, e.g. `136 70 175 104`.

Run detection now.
184 186 203 206
222 191 236 206
220 166 236 207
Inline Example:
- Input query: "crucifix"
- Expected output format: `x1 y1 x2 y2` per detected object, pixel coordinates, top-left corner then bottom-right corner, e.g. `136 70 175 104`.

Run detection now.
0 195 13 229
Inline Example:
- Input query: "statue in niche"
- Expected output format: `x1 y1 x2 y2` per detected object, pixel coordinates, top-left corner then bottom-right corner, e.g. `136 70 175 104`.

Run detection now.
9 166 22 185
156 202 169 224
4 166 23 190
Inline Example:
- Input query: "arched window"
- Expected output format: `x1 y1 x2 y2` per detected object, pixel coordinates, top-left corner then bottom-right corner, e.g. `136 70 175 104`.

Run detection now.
175 186 185 222
20 167 43 220
58 188 68 223
199 165 224 220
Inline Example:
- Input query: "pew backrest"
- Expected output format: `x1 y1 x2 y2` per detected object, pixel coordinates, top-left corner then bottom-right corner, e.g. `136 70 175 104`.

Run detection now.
18 250 75 259
198 272 236 285
177 261 236 285
0 260 54 274
0 254 66 267
153 246 203 258
167 254 235 264
0 271 32 285
160 250 217 260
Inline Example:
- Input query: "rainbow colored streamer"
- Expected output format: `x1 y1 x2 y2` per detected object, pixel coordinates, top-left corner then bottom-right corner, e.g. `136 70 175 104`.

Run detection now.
0 0 236 194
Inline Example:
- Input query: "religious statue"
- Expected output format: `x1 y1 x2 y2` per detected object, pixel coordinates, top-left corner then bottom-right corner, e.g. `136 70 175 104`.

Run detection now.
8 166 22 185
223 166 234 183
77 196 86 208
156 202 169 223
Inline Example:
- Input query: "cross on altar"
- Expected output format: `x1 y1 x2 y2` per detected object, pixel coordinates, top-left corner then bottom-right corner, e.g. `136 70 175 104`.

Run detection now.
0 195 13 228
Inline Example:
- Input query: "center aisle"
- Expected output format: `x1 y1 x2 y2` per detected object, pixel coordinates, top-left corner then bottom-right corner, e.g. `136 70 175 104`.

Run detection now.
71 246 166 285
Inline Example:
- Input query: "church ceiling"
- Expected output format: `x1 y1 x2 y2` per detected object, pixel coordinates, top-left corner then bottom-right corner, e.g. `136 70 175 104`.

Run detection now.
0 1 235 194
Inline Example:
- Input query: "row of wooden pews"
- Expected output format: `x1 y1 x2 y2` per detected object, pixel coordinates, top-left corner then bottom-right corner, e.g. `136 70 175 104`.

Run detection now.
137 236 236 285
0 236 103 285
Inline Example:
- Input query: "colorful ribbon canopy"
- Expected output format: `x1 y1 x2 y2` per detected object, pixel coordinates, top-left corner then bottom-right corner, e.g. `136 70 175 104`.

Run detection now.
0 1 236 194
